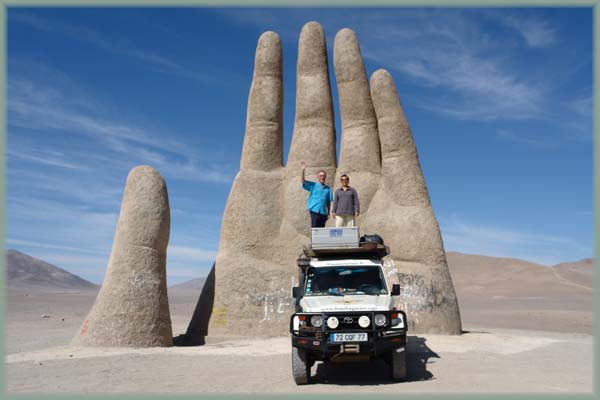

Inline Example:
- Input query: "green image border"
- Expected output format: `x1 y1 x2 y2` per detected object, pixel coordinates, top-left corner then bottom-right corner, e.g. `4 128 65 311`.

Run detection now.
0 1 597 400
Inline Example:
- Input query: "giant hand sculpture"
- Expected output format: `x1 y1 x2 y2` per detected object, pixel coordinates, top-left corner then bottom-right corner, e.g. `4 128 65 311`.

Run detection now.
207 22 461 336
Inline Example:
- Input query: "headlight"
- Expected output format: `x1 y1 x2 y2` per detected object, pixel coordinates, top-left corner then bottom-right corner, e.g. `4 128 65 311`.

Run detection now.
327 316 339 329
391 314 405 328
374 314 387 327
358 315 370 328
310 315 323 327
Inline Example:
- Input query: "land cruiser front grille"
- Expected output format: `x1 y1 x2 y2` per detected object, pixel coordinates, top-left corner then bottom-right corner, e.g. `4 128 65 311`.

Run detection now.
335 314 366 330
290 310 407 337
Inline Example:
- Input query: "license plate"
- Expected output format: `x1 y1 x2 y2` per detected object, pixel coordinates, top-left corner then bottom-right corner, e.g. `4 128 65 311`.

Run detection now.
330 333 368 342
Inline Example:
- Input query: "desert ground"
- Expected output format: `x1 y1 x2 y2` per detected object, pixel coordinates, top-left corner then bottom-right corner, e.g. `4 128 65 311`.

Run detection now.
5 252 595 394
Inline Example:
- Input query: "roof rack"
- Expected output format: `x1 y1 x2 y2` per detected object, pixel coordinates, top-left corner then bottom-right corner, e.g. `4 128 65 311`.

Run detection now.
300 243 390 260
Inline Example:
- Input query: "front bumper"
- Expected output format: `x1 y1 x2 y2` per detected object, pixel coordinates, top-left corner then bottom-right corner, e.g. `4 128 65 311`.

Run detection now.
290 310 407 358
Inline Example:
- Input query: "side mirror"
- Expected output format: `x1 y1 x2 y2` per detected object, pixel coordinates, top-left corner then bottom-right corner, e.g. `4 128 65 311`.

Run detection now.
296 258 310 268
391 284 400 296
292 286 300 299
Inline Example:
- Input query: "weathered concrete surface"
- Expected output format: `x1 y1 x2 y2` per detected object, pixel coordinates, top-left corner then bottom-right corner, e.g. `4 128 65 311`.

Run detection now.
207 22 461 337
366 69 461 334
284 21 337 237
240 31 284 172
72 166 173 347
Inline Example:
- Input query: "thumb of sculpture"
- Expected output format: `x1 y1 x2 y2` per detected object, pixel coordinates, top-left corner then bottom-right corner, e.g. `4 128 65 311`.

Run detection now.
72 165 173 347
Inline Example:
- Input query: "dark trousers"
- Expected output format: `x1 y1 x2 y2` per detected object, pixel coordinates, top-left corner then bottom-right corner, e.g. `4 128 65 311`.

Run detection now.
310 211 328 228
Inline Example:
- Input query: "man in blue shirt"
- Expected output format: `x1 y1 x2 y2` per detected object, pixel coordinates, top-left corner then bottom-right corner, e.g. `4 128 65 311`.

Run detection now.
301 161 333 228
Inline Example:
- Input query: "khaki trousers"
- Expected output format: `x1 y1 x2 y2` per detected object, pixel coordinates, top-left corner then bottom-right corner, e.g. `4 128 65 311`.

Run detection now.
335 215 356 227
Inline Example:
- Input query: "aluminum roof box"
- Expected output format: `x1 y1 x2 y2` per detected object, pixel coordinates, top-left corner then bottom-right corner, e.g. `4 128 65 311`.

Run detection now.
311 227 360 249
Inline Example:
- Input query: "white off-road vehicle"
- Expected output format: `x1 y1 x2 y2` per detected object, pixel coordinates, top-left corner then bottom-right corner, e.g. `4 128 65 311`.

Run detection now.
290 228 407 384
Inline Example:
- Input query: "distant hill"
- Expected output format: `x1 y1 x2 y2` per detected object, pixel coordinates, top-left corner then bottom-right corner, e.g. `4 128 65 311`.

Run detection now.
168 253 594 297
446 251 594 298
6 249 98 291
169 277 206 292
552 258 594 291
5 248 592 297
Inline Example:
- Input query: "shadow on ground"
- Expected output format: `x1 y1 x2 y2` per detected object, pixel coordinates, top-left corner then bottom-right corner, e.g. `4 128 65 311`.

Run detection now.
173 263 215 347
313 336 439 385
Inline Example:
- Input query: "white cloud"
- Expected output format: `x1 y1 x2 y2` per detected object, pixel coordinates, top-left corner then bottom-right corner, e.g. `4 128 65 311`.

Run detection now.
7 199 219 283
7 196 119 253
8 76 166 151
495 129 559 149
440 217 591 266
9 11 211 84
567 94 593 118
8 167 123 208
409 60 544 121
208 8 303 43
168 245 217 262
501 15 556 48
8 148 88 170
192 8 590 132
364 25 545 121
158 161 234 184
8 73 236 184
6 238 105 254
222 8 548 122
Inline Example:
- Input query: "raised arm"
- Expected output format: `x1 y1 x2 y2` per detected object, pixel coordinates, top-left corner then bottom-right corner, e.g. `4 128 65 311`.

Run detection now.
300 160 306 184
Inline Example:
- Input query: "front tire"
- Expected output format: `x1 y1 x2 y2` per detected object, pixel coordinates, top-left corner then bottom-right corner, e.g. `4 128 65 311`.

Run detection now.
390 347 407 381
292 347 311 385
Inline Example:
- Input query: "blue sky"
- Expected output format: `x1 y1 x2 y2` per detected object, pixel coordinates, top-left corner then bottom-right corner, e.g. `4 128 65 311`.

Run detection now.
6 7 593 285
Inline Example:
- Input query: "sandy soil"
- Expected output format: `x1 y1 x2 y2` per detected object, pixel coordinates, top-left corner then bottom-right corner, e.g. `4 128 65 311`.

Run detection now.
5 288 594 393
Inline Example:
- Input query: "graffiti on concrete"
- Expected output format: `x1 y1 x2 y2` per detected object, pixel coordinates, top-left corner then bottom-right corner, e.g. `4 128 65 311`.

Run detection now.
223 268 296 322
383 259 449 324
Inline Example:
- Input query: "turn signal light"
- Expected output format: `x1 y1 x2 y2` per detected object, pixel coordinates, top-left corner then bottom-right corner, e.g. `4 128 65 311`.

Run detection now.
298 339 308 344
391 313 398 319
298 315 307 321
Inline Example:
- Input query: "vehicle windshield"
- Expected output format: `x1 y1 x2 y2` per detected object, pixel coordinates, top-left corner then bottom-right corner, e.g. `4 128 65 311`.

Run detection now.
305 266 387 296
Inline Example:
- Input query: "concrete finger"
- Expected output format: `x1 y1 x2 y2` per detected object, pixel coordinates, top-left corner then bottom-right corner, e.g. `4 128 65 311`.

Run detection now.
370 69 429 206
240 31 284 172
287 21 336 175
334 28 381 175
72 166 172 347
